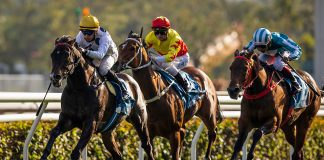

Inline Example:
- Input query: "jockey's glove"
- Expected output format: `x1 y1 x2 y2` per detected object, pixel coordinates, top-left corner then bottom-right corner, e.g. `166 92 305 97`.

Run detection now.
80 47 88 57
281 51 290 62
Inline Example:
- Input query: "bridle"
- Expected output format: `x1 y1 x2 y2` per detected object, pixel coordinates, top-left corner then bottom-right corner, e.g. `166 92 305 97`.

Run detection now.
120 37 174 104
120 38 152 71
235 55 283 100
235 56 258 89
51 42 81 80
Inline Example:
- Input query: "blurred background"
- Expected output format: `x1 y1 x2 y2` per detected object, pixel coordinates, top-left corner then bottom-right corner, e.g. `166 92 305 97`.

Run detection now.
0 0 322 92
1 1 324 159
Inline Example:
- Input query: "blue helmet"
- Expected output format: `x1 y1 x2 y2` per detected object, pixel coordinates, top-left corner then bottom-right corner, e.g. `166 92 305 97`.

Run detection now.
252 28 272 46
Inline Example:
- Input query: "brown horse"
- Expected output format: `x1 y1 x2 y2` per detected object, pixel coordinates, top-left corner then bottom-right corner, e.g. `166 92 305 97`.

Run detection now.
41 35 154 160
227 50 322 160
115 31 222 160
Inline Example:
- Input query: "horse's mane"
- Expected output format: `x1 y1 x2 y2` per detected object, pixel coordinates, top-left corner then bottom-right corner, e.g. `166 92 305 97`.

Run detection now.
55 35 75 43
127 31 141 39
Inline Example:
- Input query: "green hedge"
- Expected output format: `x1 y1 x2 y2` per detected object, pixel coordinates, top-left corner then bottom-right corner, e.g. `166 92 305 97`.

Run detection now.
0 118 323 159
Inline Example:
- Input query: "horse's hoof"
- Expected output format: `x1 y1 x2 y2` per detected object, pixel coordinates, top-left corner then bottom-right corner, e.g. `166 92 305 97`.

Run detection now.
247 154 254 160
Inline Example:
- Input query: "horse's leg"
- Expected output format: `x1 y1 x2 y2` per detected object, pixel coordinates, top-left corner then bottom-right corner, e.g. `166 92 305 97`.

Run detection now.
102 130 122 160
179 127 186 157
199 118 216 160
129 111 155 160
231 117 251 160
41 114 74 160
169 130 181 160
247 118 277 160
292 117 313 160
282 124 296 156
70 118 95 160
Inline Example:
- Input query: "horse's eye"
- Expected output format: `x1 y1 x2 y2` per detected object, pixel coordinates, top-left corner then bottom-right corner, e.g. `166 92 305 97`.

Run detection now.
130 46 135 51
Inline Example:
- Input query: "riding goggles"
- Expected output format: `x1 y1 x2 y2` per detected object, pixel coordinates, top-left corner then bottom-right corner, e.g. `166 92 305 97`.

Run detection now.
154 28 168 36
81 30 95 36
255 45 267 49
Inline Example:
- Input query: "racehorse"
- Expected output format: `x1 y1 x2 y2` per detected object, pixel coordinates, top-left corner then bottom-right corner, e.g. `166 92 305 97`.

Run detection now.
227 50 322 160
115 31 222 160
41 35 154 160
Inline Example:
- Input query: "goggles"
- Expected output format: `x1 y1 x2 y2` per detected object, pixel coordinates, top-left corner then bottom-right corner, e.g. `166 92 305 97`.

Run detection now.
81 30 95 36
255 45 267 49
154 28 168 36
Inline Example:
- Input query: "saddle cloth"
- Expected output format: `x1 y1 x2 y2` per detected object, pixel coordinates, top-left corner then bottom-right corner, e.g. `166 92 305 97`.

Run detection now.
155 69 206 109
99 80 135 133
285 72 309 109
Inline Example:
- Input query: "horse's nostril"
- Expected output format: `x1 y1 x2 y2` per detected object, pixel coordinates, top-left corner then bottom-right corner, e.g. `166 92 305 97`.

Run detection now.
234 87 240 92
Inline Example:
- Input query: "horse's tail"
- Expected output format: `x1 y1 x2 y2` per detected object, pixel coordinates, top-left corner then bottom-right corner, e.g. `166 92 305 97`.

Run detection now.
216 97 224 124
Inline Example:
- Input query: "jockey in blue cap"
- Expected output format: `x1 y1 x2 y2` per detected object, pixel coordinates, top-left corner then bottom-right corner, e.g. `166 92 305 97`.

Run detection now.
244 27 302 93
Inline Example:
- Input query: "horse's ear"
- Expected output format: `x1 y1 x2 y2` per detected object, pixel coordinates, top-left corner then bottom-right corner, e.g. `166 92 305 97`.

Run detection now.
128 30 134 38
55 38 60 45
234 50 240 57
140 27 143 39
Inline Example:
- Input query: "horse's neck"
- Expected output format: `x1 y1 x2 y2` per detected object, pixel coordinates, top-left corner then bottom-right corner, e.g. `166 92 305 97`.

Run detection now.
67 62 95 90
132 66 160 97
245 68 269 94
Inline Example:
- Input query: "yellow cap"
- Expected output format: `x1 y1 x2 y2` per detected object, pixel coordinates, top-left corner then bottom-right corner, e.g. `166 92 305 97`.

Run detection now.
79 15 99 30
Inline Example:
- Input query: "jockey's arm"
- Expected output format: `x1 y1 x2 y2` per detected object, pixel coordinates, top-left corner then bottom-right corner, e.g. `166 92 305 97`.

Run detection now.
87 33 118 60
276 36 302 61
165 37 182 62
244 40 255 53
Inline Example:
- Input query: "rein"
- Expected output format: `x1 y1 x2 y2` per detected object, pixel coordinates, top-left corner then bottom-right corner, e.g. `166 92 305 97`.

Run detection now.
235 55 283 100
121 38 174 104
120 38 152 71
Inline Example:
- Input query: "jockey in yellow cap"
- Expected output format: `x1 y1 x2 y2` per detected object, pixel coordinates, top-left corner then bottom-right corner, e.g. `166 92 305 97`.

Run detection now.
76 15 129 99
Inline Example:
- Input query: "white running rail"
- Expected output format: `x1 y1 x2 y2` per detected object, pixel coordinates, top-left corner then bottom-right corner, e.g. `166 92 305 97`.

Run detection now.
0 92 322 160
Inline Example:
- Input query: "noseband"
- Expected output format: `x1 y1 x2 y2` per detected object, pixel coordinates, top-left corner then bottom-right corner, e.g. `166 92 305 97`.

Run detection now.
120 38 152 71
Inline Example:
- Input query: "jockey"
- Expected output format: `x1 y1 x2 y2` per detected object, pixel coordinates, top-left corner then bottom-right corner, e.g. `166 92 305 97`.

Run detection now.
76 15 129 98
244 27 302 93
145 16 190 91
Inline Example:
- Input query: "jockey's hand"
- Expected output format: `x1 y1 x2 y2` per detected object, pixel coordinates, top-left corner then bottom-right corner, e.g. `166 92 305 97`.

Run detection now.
240 49 249 55
281 51 290 62
80 48 88 57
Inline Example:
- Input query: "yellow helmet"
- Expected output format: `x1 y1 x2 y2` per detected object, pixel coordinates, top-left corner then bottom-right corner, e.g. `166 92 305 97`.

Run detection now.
79 15 99 30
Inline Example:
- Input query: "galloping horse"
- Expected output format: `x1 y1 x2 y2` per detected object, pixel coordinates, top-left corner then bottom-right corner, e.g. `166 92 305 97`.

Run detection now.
227 50 322 160
41 35 154 160
116 31 222 160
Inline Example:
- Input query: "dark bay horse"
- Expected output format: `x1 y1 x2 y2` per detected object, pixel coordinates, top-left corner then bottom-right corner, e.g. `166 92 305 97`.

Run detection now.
116 32 222 160
41 35 154 160
227 50 322 160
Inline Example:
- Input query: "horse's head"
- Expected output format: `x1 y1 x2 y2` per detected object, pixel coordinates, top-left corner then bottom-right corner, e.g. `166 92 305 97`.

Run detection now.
116 30 149 72
50 35 82 87
227 50 260 99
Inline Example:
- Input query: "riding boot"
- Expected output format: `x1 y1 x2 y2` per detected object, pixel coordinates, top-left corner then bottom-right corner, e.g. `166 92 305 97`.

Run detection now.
104 69 130 99
174 73 190 92
281 66 301 93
